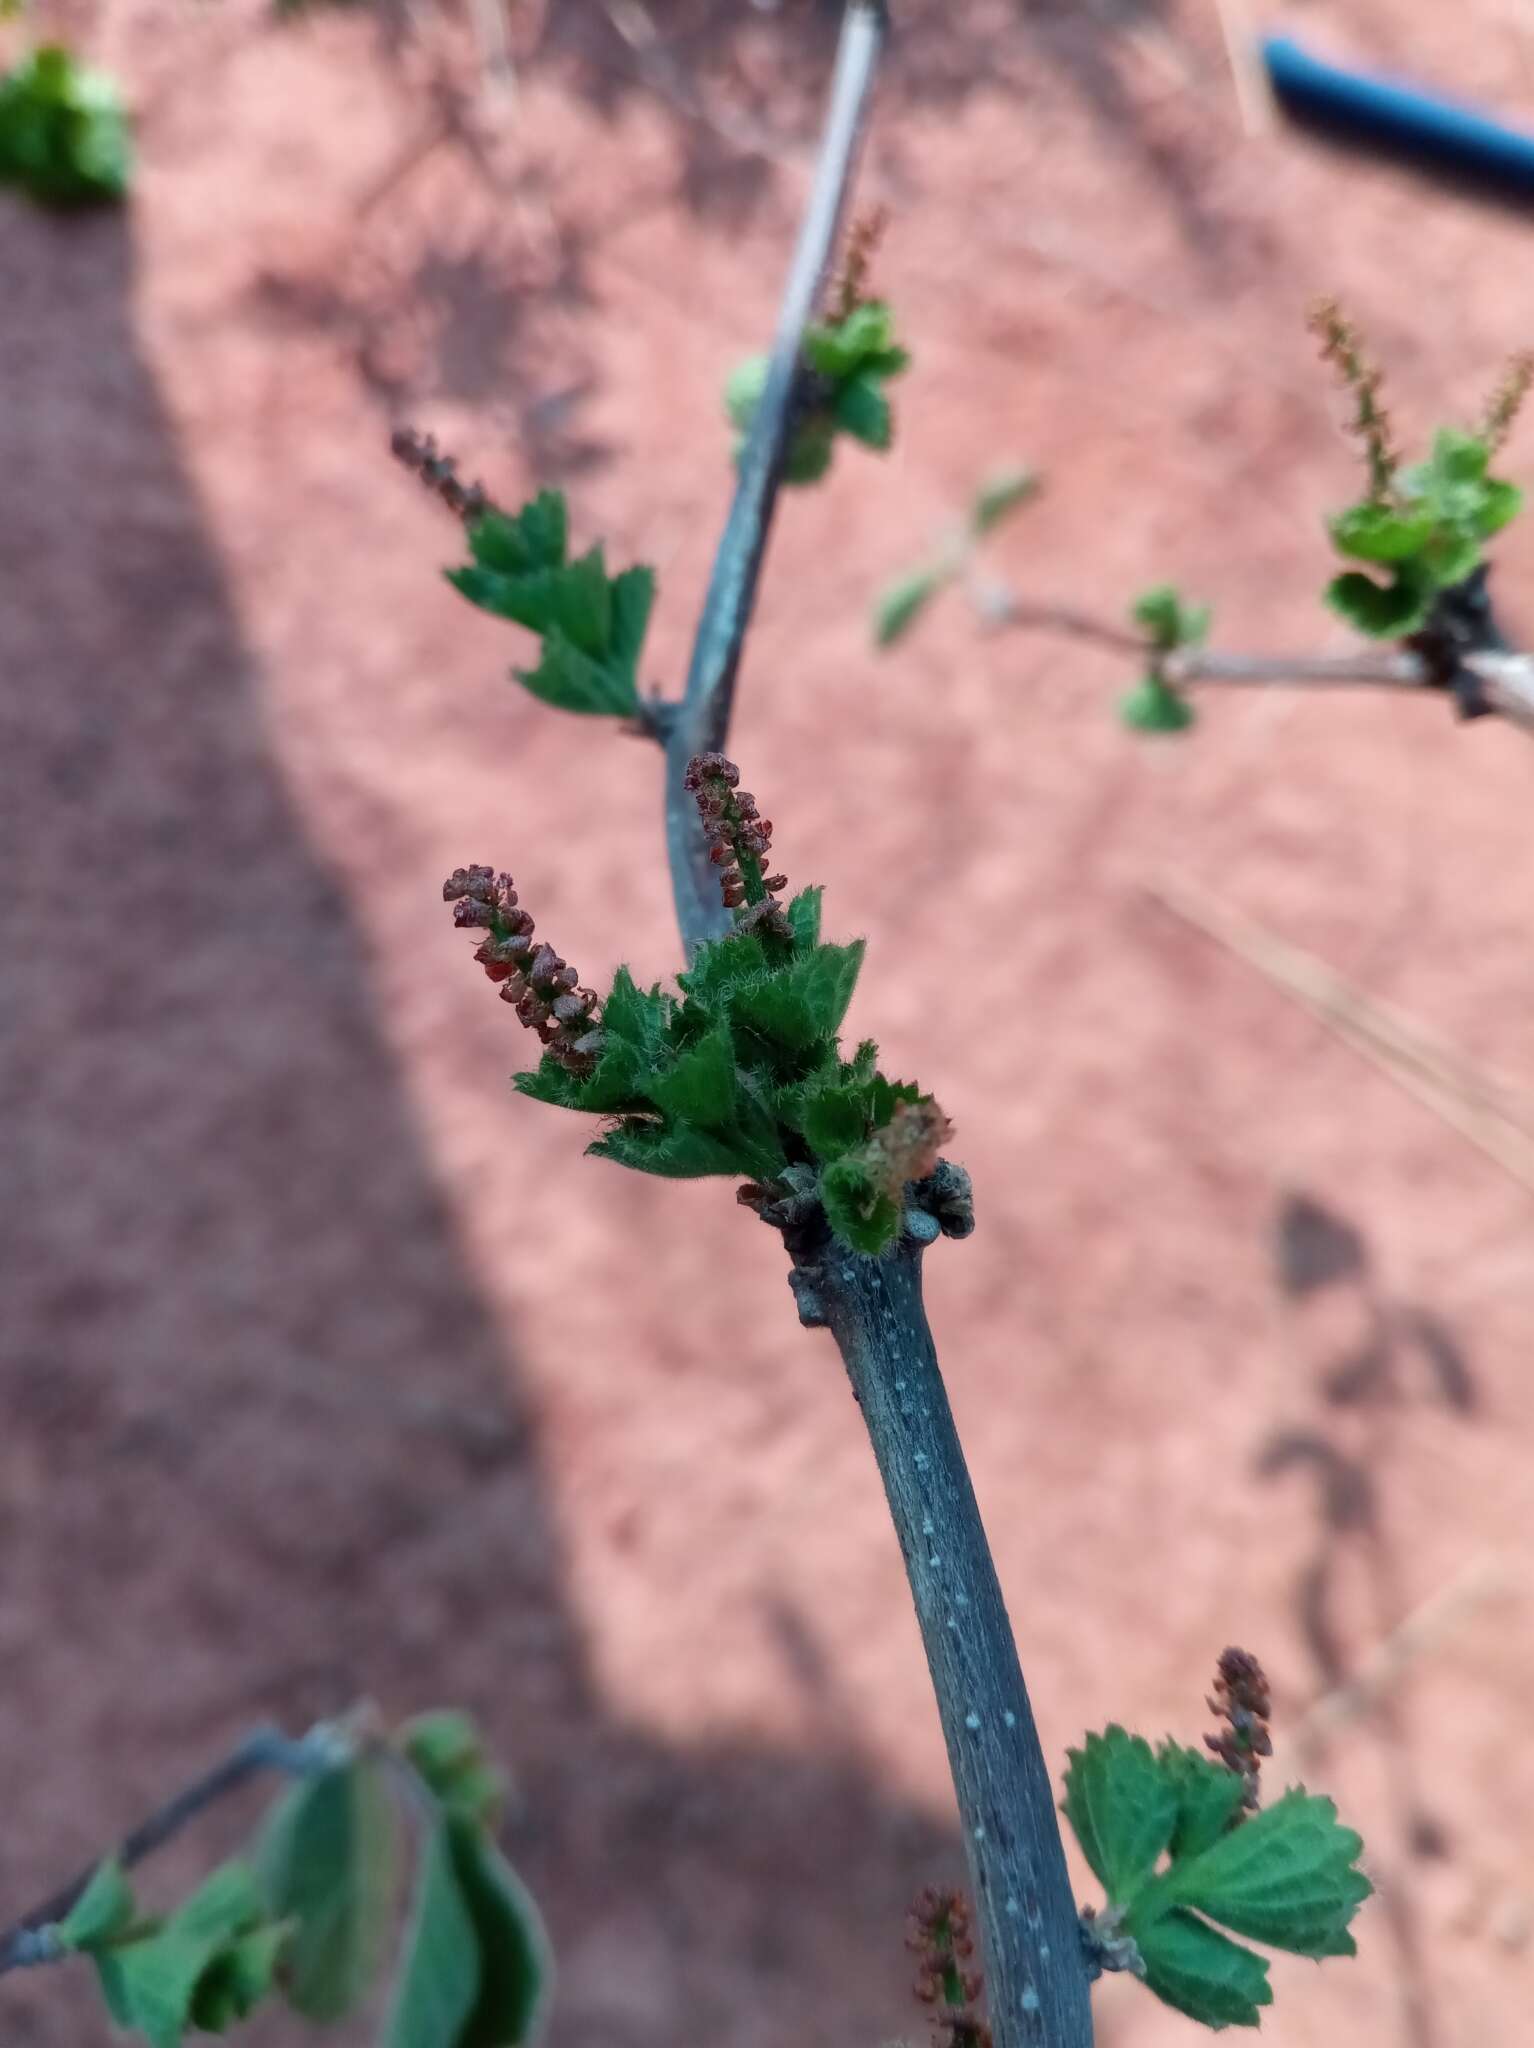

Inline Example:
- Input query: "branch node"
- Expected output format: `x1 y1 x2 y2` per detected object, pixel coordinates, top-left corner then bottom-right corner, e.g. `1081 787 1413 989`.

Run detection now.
1078 1904 1145 1982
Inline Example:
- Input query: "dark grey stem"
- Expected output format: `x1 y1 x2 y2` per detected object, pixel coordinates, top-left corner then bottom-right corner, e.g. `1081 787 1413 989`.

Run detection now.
782 1189 1094 2048
0 1724 334 1975
664 0 887 957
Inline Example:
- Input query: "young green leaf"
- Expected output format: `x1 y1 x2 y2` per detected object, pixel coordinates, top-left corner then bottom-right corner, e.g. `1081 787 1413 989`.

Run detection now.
820 1156 902 1255
1119 674 1194 734
514 629 639 718
724 354 769 432
187 1924 289 2032
446 1818 552 2047
467 493 567 578
56 1857 135 1953
1327 502 1438 563
732 940 865 1055
786 886 822 950
1156 1786 1372 1956
833 373 893 450
0 45 132 207
258 1758 400 2020
781 417 836 486
1061 1727 1179 1904
970 466 1039 537
1132 1908 1273 2030
873 566 946 648
646 1018 739 1130
1156 1743 1248 1863
1325 569 1433 638
90 1862 274 2048
385 1821 480 2048
586 1120 755 1180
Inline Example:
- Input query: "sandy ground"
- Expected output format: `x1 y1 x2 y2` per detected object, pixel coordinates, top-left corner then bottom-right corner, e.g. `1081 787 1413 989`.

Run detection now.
4 1 1534 2043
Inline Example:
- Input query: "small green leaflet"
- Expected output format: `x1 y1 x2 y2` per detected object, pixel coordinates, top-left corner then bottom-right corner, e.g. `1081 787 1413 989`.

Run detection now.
970 466 1039 537
1062 1725 1371 2030
1119 673 1194 734
873 565 947 648
444 493 654 718
56 1856 136 1952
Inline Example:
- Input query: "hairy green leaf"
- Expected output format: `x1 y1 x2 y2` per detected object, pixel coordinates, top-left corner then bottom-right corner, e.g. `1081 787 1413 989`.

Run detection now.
796 1080 876 1161
646 1018 738 1130
1156 1743 1248 1863
1062 1727 1179 1904
514 628 639 717
786 886 822 950
733 941 864 1055
1131 1908 1272 2030
466 494 566 578
819 1156 901 1254
258 1758 400 2020
1157 1787 1371 1956
587 1120 753 1179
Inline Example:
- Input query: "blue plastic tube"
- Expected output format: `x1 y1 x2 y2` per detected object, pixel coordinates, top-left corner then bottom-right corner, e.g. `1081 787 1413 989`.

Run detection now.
1262 33 1534 200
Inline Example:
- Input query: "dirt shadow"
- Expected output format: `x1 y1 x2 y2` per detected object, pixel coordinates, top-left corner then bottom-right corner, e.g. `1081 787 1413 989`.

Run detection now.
1255 1192 1481 2048
531 0 1230 253
0 198 958 2046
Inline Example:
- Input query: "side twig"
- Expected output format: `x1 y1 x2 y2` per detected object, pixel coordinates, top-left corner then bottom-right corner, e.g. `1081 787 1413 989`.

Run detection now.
662 0 887 957
0 1725 336 1976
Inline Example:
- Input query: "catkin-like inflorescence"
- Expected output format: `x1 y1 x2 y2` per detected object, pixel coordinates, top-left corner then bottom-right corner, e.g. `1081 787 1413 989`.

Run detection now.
1204 1645 1273 1812
684 752 789 915
904 1888 992 2048
443 865 602 1074
1481 350 1534 457
1307 298 1399 504
392 426 491 524
833 203 889 320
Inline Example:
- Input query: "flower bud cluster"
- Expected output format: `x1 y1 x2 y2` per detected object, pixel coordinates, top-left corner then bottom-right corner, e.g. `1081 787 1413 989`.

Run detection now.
1205 1646 1273 1812
443 865 602 1074
683 752 787 913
